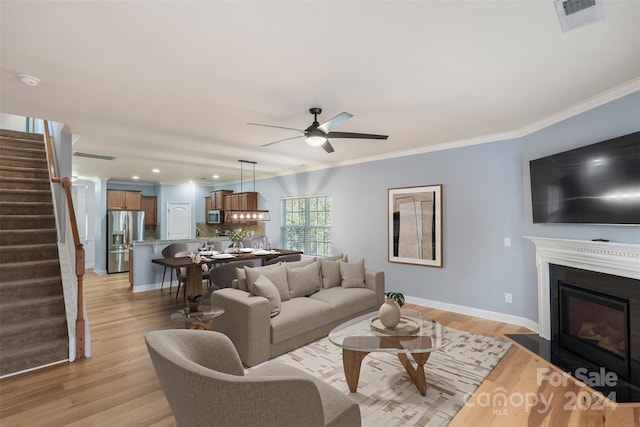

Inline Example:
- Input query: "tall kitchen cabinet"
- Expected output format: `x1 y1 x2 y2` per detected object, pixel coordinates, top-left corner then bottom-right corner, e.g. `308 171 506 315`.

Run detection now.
107 190 142 210
141 196 157 226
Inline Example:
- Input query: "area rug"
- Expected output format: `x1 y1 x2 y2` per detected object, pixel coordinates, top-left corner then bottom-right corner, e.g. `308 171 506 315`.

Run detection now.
267 327 511 427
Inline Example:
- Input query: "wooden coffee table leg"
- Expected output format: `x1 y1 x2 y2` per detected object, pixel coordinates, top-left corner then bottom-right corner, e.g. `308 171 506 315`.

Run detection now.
397 352 431 396
342 349 369 393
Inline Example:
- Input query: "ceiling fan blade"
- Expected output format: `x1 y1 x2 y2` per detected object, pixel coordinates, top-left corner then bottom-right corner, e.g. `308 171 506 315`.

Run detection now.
326 131 388 140
248 123 305 133
321 140 335 153
260 135 304 147
317 112 353 133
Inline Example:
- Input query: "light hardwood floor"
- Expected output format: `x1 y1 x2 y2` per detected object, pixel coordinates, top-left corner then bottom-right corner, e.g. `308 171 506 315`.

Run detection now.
0 271 638 426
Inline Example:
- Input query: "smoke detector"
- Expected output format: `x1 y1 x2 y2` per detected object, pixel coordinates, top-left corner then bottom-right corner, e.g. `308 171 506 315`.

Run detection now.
18 74 40 87
555 0 604 32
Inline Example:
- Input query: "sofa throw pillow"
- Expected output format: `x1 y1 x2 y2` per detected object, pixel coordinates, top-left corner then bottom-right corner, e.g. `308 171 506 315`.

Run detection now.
236 262 281 291
323 253 347 262
252 274 282 317
287 261 322 298
339 258 366 288
320 259 342 289
245 264 289 301
281 258 315 269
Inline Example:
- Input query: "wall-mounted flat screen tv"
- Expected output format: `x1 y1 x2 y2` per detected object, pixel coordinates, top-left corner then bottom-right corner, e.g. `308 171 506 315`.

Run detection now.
530 131 640 225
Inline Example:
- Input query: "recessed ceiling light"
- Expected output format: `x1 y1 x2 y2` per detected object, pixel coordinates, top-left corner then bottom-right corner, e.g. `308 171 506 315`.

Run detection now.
132 176 140 180
212 174 219 179
18 74 40 87
152 168 160 173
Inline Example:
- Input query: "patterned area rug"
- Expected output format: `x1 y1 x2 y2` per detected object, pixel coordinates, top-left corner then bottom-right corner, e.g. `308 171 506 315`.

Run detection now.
269 327 511 427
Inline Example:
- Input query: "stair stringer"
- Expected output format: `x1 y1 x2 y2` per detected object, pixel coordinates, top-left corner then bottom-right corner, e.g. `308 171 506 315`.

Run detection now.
55 184 92 361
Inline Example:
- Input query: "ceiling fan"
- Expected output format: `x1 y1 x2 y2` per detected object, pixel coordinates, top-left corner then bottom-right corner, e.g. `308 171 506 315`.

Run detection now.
248 108 388 153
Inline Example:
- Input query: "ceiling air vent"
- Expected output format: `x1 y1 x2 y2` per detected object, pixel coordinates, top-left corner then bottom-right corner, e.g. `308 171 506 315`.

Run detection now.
73 152 115 160
555 0 604 32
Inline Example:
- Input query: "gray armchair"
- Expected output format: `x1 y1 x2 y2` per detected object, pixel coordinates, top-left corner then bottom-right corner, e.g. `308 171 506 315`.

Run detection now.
145 329 361 427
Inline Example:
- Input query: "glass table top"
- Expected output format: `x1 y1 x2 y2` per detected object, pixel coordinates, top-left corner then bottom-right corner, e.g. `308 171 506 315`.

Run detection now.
329 309 450 354
170 305 225 324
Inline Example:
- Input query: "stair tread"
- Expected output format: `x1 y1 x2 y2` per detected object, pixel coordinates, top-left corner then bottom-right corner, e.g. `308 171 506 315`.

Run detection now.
0 258 60 268
0 229 57 233
0 201 53 207
0 130 45 141
0 276 63 289
0 165 48 172
0 243 58 250
0 337 68 362
0 214 55 219
0 188 50 193
0 312 67 330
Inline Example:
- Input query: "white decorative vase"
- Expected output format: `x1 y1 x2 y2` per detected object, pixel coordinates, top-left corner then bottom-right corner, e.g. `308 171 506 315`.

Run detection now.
231 241 243 253
379 297 401 329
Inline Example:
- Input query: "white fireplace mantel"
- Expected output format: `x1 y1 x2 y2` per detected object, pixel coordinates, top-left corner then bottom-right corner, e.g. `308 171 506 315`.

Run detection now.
524 236 640 340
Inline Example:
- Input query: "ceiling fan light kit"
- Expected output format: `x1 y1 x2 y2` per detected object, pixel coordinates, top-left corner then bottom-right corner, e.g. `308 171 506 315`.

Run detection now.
250 107 388 153
306 134 327 146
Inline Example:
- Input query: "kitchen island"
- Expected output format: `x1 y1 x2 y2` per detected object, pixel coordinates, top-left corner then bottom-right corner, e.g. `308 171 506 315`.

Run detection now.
130 238 233 292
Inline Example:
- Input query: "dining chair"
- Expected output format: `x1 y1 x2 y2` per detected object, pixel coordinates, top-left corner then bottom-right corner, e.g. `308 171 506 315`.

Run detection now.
206 240 224 252
174 250 191 301
207 260 255 293
161 242 190 292
264 254 302 265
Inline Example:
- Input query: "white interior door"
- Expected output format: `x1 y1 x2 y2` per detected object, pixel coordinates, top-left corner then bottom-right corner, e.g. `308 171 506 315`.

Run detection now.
167 202 191 240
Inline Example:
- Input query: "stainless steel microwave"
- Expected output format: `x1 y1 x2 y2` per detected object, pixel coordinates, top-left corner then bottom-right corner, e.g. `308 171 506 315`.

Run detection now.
207 209 223 224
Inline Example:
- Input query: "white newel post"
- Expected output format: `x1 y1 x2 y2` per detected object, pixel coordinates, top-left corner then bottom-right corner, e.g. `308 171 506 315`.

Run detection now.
524 237 640 340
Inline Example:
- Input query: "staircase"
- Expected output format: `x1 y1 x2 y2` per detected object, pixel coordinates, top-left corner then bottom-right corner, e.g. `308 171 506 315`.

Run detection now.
0 129 69 377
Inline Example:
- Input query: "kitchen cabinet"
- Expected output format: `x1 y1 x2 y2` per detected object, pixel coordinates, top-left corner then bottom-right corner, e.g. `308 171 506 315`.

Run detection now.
211 190 233 210
141 196 157 226
205 196 212 222
224 192 258 211
107 190 142 210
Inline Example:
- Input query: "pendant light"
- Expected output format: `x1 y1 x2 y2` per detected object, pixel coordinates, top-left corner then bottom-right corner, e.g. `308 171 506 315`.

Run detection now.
224 160 270 222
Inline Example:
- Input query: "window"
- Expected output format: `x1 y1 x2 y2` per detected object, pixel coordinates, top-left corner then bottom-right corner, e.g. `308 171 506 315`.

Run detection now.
281 194 331 256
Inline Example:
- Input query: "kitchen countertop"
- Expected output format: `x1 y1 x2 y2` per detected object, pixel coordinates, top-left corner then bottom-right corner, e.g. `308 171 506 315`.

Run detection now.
133 237 229 246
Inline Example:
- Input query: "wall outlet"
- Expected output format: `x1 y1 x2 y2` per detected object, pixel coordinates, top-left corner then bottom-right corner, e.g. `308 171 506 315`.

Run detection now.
505 293 513 303
504 237 512 247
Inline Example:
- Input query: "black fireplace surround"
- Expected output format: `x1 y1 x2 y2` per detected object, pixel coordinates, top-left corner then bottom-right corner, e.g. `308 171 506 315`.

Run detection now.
508 264 640 402
552 265 638 384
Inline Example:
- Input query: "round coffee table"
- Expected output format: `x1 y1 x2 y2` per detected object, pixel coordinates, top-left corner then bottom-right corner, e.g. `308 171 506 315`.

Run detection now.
328 308 449 395
170 305 225 331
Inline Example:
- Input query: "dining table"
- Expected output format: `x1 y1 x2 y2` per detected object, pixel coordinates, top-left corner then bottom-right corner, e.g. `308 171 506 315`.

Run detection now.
151 249 303 298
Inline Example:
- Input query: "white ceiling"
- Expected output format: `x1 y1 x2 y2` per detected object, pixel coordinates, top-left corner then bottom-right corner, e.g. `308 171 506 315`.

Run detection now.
1 1 639 186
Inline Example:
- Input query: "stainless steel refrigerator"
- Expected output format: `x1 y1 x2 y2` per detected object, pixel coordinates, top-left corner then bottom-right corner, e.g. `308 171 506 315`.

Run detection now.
107 210 145 273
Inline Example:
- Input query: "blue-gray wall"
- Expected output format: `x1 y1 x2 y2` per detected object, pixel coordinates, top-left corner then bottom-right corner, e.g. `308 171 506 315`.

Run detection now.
243 92 640 325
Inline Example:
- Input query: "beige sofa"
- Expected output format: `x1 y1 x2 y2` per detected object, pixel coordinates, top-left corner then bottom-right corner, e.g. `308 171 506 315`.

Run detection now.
210 257 385 367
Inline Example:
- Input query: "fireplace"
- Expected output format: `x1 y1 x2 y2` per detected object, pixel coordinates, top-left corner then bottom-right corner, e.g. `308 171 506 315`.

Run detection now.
514 237 640 402
551 264 633 380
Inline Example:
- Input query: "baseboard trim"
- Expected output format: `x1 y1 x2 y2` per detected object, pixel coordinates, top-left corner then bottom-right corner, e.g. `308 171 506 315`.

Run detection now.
0 359 69 380
132 282 163 293
406 296 539 333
